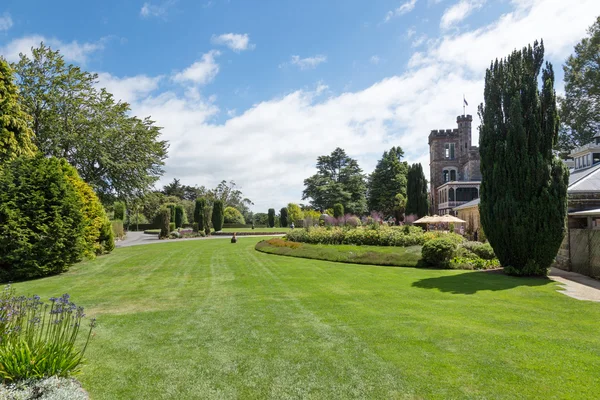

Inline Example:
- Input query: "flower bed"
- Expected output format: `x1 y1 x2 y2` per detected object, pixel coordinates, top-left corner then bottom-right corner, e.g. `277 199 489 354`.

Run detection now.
211 231 286 236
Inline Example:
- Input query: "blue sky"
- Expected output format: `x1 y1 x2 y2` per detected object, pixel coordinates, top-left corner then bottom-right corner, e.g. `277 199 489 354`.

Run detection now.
1 0 599 211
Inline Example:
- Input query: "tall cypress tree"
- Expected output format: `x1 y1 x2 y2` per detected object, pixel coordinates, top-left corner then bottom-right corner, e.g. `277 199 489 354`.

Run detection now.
280 207 289 227
478 41 569 276
267 208 275 228
367 147 408 217
406 163 429 218
0 59 37 165
194 198 206 232
211 200 224 232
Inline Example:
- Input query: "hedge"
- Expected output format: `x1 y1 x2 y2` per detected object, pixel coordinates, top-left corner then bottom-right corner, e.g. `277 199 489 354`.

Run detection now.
285 226 465 247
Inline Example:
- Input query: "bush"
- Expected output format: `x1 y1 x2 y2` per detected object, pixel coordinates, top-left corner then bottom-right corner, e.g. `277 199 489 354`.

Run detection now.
268 208 275 228
158 207 171 239
212 200 225 231
0 156 86 281
113 201 126 221
449 256 501 270
421 238 457 267
169 222 176 233
333 203 344 219
224 206 245 225
0 286 96 382
175 205 184 228
99 219 115 253
144 229 161 234
111 220 125 240
459 241 496 260
194 198 206 231
61 160 112 258
192 222 199 232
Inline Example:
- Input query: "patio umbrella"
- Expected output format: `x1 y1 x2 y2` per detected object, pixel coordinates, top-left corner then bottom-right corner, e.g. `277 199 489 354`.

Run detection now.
438 214 466 224
413 215 436 224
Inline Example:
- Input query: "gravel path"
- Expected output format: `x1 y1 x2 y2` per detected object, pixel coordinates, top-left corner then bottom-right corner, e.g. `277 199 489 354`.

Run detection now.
549 268 600 302
115 231 284 248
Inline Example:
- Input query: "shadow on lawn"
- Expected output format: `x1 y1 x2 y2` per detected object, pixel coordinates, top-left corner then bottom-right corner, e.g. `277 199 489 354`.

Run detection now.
412 269 552 295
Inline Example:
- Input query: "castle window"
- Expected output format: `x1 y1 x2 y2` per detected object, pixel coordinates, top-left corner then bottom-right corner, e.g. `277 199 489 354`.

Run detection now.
450 170 456 181
443 169 449 183
444 143 455 159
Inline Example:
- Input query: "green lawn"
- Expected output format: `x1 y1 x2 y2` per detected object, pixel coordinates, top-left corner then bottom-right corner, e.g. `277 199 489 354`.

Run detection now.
11 238 600 399
256 239 423 267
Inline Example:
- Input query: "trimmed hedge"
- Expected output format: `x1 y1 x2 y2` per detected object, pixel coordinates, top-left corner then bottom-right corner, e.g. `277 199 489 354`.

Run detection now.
285 226 463 248
211 231 286 236
111 220 125 240
422 238 457 267
158 207 170 239
212 200 224 232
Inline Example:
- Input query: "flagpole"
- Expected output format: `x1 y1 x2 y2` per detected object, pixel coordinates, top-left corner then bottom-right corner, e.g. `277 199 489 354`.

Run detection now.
463 94 466 116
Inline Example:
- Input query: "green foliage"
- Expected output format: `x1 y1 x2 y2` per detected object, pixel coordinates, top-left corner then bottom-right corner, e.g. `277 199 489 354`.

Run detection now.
367 147 408 217
99 219 115 253
478 41 569 276
144 229 161 235
449 256 501 270
224 206 245 225
558 16 600 154
211 200 225 231
164 203 176 222
169 222 176 233
280 207 289 227
421 238 457 267
333 203 344 219
287 203 304 224
13 44 168 203
0 59 37 166
175 205 184 228
194 197 207 233
111 220 124 240
302 148 367 214
405 163 429 218
285 226 431 247
61 160 113 257
0 156 86 281
158 207 170 239
0 287 95 382
113 201 126 221
459 241 496 260
267 208 276 228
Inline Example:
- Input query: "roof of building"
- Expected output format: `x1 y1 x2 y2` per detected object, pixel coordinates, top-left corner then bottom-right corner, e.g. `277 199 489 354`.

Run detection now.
453 198 480 211
569 163 600 192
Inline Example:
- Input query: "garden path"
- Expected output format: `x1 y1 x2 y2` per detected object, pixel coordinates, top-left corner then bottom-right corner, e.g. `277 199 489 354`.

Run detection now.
549 267 600 302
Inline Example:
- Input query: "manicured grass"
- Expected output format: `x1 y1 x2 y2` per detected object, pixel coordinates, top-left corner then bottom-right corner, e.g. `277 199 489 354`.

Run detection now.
11 238 600 399
256 238 423 267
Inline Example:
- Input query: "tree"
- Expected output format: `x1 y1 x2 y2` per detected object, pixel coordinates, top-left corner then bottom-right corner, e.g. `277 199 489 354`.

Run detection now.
367 147 408 217
224 206 245 224
558 16 600 155
0 156 86 281
194 198 206 232
333 203 344 219
211 200 224 232
175 205 184 228
61 159 114 257
113 201 126 221
13 44 169 203
268 208 276 228
158 207 171 239
254 213 269 226
478 41 569 276
280 207 289 227
0 58 36 165
393 193 406 223
406 163 429 218
287 203 304 225
302 148 367 214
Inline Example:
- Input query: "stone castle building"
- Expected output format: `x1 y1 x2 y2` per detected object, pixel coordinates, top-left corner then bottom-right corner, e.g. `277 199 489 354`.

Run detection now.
428 114 481 215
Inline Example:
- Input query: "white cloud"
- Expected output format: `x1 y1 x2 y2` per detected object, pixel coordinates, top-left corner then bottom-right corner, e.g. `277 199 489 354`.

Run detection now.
412 34 428 47
140 1 175 18
0 35 105 64
370 55 381 65
96 73 162 104
0 12 13 31
440 0 485 30
405 28 417 39
384 0 418 23
211 33 254 52
172 50 220 84
281 55 327 70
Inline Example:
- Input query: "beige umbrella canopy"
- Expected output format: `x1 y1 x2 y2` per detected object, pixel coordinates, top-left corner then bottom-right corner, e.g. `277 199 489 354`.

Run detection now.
413 214 466 224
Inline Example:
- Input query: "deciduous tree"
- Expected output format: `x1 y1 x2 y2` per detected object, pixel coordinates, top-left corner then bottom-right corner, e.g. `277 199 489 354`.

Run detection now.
367 147 408 217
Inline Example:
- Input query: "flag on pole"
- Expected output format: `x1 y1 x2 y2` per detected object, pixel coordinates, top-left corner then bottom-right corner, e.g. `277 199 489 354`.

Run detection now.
463 97 468 106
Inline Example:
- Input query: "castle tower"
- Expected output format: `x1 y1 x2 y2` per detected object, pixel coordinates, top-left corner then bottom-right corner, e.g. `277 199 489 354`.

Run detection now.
428 114 480 215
